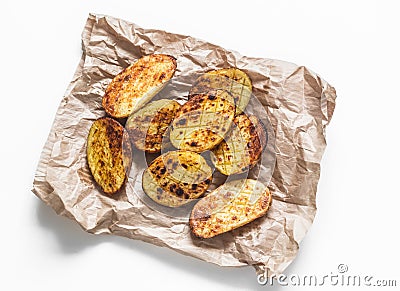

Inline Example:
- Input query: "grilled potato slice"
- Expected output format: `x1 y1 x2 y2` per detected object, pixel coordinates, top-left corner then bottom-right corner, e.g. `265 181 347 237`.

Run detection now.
211 114 267 175
190 179 272 238
170 89 235 152
189 68 252 115
87 117 132 195
102 54 177 118
142 150 212 207
125 99 181 153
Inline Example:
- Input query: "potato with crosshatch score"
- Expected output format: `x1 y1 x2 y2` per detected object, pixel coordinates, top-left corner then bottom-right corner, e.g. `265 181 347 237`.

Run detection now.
211 114 267 175
142 150 213 207
189 68 252 115
170 89 236 152
190 179 272 238
125 99 181 153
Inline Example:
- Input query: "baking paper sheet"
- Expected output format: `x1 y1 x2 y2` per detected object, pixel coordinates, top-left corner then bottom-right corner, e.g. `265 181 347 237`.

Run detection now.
32 13 336 278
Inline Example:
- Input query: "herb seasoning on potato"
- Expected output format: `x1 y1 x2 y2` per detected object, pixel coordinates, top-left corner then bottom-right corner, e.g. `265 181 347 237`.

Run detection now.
102 54 177 118
211 114 267 175
142 150 212 207
170 89 235 152
86 117 132 195
126 99 181 153
190 179 272 238
189 68 252 115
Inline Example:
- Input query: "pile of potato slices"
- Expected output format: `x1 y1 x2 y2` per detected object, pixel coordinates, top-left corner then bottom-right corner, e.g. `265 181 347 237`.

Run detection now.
86 54 272 238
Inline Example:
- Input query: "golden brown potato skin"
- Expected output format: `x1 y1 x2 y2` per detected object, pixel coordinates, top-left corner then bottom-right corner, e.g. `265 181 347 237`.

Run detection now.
189 68 252 115
102 54 177 118
249 115 268 151
87 117 132 195
190 179 272 238
211 114 267 175
170 89 235 152
125 99 181 153
142 151 212 207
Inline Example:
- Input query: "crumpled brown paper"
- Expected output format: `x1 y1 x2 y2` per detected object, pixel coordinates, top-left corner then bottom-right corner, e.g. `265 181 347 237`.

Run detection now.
32 13 336 278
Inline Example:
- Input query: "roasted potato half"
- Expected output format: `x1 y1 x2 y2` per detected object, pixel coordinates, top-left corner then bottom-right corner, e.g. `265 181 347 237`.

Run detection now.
142 150 212 207
170 89 235 152
125 99 181 153
189 68 252 115
102 54 177 118
211 114 267 175
87 117 132 195
190 179 272 238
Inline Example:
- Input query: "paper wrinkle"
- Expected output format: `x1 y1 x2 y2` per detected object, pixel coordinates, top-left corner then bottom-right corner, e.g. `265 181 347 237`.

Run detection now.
32 13 336 277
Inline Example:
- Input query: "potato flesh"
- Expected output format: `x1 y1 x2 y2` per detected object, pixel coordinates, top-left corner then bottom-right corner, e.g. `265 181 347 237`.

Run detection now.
170 90 235 152
142 151 212 207
87 117 131 194
126 99 181 153
190 179 272 238
102 54 177 118
189 68 252 115
211 114 266 175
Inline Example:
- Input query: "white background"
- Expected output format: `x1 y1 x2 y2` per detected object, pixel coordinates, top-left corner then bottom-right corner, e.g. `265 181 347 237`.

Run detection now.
1 0 399 290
